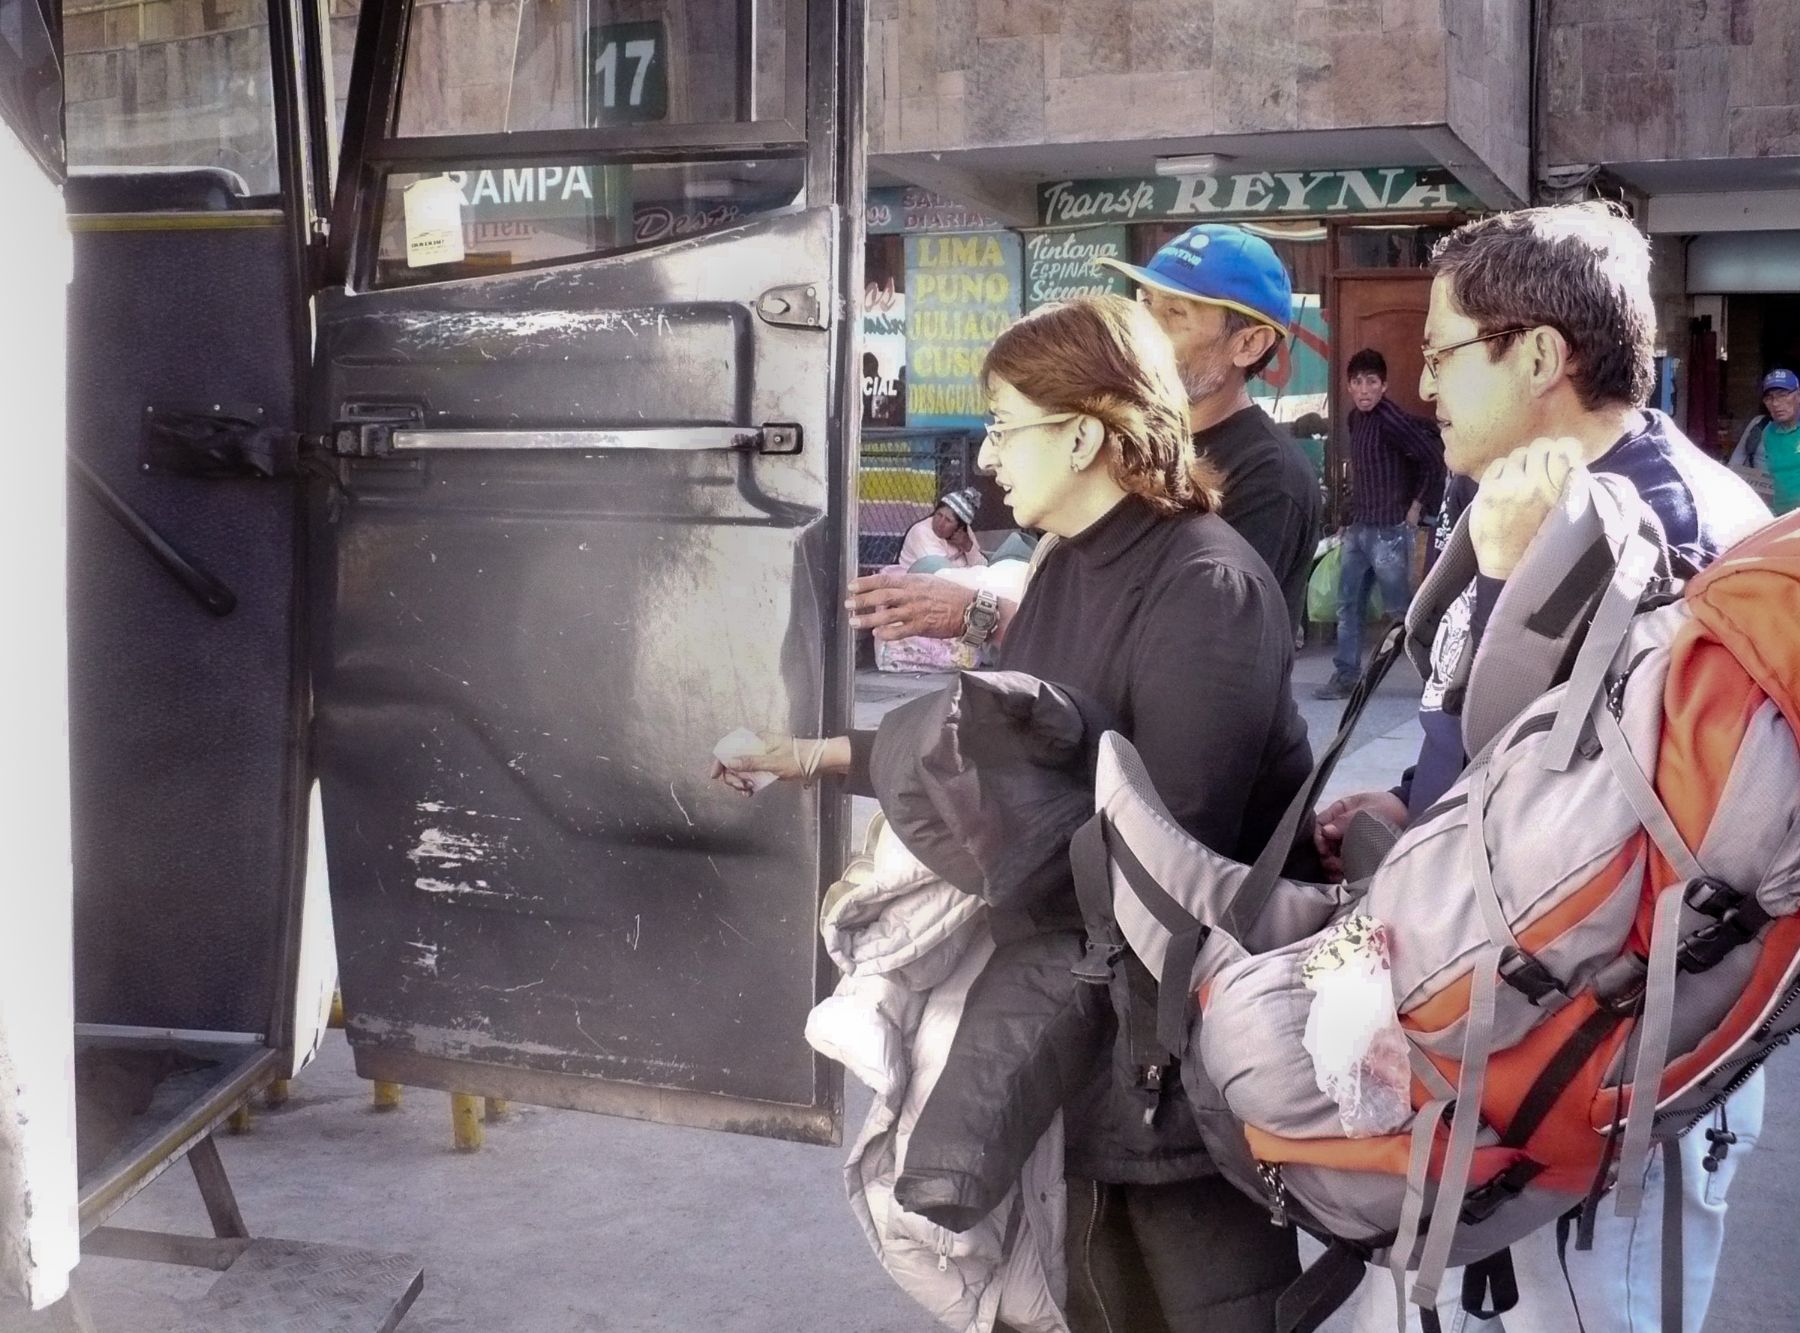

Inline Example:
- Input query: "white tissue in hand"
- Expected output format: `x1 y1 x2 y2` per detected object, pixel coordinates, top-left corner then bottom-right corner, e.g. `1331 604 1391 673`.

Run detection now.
713 727 778 793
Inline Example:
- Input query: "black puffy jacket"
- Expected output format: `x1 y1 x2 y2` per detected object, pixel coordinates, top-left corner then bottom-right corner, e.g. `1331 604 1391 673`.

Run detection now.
866 670 1216 1227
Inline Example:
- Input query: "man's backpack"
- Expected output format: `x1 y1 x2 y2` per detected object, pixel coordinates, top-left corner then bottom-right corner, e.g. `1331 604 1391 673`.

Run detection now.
1072 470 1800 1332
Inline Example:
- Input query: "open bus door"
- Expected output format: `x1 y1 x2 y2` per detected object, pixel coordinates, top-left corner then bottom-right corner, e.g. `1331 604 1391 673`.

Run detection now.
311 0 864 1142
6 0 860 1323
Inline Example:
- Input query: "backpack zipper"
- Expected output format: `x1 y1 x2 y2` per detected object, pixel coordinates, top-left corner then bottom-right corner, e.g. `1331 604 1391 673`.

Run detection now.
1655 973 1800 1132
1754 972 1800 1042
1081 1181 1117 1333
1256 1161 1292 1227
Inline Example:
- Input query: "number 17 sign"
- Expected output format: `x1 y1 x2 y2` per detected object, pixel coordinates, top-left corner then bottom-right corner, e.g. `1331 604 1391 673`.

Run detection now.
587 20 668 125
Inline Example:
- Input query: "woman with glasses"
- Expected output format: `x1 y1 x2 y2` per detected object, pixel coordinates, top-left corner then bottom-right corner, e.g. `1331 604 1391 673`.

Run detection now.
715 294 1313 1332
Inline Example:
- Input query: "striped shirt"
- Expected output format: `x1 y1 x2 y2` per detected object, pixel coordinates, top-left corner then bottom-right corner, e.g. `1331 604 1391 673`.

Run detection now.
1345 398 1446 526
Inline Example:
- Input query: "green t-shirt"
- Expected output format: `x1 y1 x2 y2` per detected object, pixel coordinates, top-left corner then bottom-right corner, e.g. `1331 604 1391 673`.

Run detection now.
1764 418 1800 514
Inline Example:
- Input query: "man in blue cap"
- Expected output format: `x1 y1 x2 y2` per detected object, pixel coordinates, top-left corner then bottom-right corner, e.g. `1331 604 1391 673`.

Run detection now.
1097 224 1321 634
845 224 1321 654
1728 368 1800 514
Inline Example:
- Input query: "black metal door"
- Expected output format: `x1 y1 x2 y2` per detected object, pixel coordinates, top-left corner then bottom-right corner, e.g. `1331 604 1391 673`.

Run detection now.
311 0 862 1142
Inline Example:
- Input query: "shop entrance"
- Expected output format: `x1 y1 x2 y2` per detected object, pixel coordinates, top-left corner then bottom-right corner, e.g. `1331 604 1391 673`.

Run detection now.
1724 293 1800 441
1333 273 1434 418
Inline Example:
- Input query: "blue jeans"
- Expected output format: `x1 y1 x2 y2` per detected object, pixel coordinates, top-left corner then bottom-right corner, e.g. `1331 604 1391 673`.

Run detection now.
1333 522 1414 680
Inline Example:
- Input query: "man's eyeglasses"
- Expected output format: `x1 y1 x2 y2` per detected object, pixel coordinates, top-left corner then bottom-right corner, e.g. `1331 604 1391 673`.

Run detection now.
981 412 1078 453
1420 327 1532 380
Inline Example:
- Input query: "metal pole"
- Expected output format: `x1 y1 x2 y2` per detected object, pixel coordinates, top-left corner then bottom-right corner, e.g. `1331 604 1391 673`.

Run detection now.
736 0 756 121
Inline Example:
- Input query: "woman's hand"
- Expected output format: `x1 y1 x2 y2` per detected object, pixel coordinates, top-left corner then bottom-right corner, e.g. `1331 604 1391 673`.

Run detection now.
709 733 852 795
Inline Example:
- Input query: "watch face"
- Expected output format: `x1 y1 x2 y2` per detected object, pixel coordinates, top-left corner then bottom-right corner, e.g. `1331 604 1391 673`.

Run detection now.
960 599 997 647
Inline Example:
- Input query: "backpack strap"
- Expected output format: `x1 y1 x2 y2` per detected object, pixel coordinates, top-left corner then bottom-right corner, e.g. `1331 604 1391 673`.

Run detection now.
1661 1136 1685 1333
1223 620 1408 941
1388 1094 1454 1333
1613 883 1686 1219
1275 1239 1371 1333
1407 942 1504 1319
1539 518 1665 774
1070 810 1203 1118
1592 705 1705 883
1461 1249 1519 1319
1464 469 1668 763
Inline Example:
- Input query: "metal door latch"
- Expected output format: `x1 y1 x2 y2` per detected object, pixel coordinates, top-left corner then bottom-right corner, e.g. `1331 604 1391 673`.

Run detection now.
755 283 828 329
749 423 802 455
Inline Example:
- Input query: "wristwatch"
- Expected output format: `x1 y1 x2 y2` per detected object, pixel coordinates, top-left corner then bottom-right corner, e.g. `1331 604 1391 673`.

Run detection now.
952 589 1001 668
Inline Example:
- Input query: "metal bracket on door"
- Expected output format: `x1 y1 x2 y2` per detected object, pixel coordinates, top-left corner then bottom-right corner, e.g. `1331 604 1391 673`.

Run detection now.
755 282 828 329
331 403 426 459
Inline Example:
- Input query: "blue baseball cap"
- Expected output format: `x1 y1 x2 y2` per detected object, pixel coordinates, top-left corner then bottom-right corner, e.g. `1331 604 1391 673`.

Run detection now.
1095 224 1294 334
1763 369 1799 394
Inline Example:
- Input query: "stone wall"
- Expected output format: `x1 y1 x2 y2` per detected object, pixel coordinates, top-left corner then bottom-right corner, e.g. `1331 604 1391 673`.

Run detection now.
1444 0 1530 202
869 0 1472 151
1543 0 1800 165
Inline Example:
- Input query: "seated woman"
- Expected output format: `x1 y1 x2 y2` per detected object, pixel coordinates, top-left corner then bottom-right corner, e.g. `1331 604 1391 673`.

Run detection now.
715 294 1312 1333
898 486 988 573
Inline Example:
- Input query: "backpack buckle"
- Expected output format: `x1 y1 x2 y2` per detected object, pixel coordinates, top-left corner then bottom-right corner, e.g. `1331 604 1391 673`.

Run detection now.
1072 937 1124 985
1499 947 1565 1005
1594 954 1648 1014
1678 878 1770 974
1683 876 1742 919
1459 1159 1544 1226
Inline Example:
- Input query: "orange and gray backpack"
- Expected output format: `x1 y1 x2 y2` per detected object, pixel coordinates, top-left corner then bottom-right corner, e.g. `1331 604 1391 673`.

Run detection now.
1071 469 1800 1332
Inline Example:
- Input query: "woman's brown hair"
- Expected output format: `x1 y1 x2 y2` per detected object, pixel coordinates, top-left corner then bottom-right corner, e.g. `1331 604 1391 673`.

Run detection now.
980 294 1222 515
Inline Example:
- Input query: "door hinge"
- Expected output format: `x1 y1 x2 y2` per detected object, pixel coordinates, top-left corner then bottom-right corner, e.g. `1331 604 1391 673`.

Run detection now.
755 283 828 330
142 403 303 478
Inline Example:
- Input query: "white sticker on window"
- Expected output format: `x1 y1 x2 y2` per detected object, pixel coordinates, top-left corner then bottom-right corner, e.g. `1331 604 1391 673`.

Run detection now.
403 175 467 268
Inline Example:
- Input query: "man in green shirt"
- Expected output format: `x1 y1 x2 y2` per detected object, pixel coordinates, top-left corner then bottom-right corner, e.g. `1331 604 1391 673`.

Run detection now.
1728 367 1800 513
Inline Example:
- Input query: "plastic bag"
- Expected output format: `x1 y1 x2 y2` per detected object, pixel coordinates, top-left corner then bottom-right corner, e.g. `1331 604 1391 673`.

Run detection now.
1299 916 1411 1138
1305 536 1386 627
1306 538 1341 625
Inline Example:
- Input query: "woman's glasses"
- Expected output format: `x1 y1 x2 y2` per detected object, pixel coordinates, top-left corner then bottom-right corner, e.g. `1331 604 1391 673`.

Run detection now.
981 411 1078 453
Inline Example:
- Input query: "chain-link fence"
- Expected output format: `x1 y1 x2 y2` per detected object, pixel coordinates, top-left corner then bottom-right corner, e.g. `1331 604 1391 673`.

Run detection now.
857 428 983 573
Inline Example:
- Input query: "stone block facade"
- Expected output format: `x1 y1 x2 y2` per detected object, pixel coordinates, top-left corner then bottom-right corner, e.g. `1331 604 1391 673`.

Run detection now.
1544 0 1800 164
868 0 1529 201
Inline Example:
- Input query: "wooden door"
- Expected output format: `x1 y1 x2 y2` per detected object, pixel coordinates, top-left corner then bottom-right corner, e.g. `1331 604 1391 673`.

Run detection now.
1334 273 1434 417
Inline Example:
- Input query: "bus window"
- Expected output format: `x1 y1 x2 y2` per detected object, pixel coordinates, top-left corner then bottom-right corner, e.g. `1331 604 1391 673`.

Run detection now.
0 0 62 180
347 0 811 287
62 0 281 202
326 0 359 183
393 0 797 137
371 155 803 287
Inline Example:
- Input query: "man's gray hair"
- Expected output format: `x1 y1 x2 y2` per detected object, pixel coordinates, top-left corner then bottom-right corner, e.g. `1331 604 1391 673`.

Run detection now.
1429 202 1654 410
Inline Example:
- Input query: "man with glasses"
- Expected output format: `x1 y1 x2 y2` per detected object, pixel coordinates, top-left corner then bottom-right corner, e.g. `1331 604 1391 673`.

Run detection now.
1318 202 1769 1332
1728 368 1800 515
